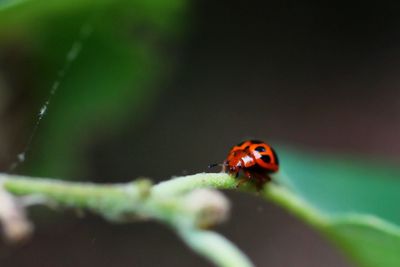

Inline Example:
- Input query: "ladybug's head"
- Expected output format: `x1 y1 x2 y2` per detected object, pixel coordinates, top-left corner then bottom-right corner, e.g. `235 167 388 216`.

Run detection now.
224 158 242 173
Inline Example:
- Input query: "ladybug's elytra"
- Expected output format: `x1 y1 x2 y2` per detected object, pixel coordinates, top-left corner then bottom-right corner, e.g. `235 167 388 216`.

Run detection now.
210 140 279 189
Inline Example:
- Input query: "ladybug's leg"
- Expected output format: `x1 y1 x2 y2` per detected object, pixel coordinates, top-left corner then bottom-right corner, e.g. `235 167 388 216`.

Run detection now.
235 170 252 188
256 180 265 191
253 173 271 191
229 171 244 188
244 170 253 180
235 178 247 188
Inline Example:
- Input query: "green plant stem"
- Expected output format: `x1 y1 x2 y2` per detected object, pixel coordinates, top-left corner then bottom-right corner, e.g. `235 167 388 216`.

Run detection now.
1 171 327 229
263 184 328 228
154 172 327 227
153 172 237 195
178 228 253 267
0 173 255 267
0 172 330 267
2 176 153 221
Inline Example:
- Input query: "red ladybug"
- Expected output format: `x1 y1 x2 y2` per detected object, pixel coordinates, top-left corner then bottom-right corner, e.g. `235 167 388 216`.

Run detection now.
210 140 279 189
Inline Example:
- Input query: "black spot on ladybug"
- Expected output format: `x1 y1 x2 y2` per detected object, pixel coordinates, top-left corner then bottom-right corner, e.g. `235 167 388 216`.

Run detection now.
255 146 266 152
244 146 250 150
250 140 263 144
271 148 279 164
261 155 271 163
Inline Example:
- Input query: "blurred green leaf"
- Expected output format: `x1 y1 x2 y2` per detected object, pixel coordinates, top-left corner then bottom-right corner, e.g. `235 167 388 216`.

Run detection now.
0 0 187 178
277 148 400 267
327 215 400 267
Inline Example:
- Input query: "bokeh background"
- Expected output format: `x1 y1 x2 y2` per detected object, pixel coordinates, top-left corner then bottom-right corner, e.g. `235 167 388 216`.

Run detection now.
1 1 399 266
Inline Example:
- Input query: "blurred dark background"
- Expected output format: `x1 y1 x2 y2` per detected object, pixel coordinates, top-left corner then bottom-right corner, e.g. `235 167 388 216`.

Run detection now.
1 1 400 266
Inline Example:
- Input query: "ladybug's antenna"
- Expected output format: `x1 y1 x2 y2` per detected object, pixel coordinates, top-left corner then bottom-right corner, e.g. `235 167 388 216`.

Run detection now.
208 162 228 169
208 163 219 169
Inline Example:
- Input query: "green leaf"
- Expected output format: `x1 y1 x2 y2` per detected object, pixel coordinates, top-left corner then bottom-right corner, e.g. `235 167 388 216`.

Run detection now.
273 148 400 267
327 215 400 267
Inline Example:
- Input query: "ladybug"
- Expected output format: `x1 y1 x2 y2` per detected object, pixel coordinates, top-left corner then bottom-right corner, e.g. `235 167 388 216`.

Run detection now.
210 140 279 189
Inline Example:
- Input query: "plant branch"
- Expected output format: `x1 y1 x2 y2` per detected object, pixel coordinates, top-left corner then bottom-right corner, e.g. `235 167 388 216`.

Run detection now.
0 171 328 267
0 173 249 267
154 172 327 228
178 228 253 267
